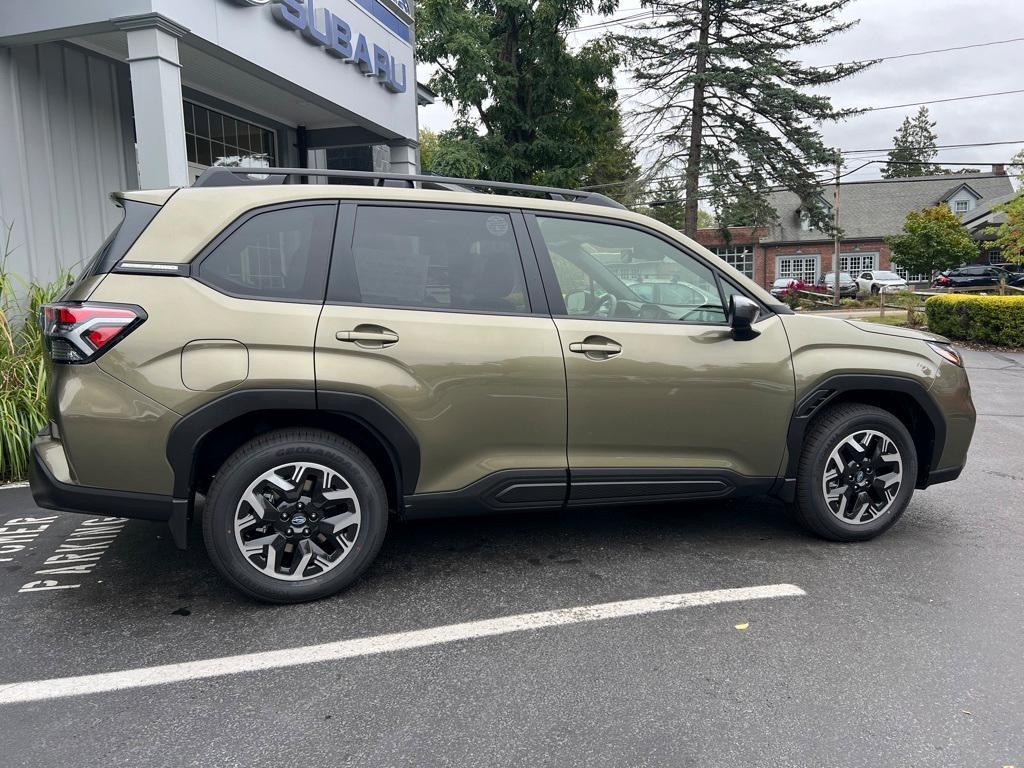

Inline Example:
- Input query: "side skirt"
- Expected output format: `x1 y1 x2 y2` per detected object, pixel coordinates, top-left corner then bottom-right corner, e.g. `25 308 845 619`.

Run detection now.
402 468 776 520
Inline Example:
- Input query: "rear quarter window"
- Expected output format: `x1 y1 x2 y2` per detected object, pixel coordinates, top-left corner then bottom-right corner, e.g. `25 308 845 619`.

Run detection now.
81 199 162 278
197 203 337 302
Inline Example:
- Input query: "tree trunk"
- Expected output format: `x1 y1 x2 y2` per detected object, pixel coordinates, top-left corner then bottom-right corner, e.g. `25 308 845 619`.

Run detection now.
684 0 711 237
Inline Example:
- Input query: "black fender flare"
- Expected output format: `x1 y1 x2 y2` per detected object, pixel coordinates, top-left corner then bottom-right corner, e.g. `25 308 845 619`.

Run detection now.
782 374 946 481
165 388 420 499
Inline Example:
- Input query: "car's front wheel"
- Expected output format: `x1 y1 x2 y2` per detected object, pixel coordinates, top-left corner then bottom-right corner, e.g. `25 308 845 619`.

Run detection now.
794 404 917 541
203 429 388 603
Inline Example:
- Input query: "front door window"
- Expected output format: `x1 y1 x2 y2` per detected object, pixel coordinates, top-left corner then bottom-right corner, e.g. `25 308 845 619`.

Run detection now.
535 217 727 324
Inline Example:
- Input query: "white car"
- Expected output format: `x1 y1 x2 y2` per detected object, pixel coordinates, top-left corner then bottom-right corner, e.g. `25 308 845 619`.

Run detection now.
856 270 908 295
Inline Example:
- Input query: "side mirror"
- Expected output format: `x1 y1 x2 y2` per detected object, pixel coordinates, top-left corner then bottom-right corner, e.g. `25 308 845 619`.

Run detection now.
728 295 761 340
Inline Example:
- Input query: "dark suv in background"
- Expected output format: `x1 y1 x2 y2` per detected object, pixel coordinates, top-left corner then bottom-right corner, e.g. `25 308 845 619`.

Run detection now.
934 265 1023 289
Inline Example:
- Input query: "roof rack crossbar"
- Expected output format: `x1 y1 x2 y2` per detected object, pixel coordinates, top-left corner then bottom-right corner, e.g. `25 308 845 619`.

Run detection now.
191 167 626 209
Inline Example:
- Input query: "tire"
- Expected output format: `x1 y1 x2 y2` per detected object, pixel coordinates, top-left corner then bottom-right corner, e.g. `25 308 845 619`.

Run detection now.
870 284 880 295
202 428 388 603
794 404 917 542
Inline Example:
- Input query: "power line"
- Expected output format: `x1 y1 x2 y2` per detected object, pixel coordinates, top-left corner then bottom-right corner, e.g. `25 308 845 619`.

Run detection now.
842 139 1024 154
825 35 1024 68
586 157 1015 192
843 88 1024 114
569 11 652 33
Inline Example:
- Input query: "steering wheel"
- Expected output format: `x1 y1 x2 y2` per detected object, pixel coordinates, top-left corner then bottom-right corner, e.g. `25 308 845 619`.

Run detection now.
594 293 618 317
678 303 725 321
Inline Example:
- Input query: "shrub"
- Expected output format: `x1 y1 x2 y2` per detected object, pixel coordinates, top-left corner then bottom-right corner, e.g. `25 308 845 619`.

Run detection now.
1 225 66 483
925 294 1024 347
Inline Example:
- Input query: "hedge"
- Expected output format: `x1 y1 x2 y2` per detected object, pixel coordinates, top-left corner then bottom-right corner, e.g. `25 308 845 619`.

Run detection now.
925 294 1024 347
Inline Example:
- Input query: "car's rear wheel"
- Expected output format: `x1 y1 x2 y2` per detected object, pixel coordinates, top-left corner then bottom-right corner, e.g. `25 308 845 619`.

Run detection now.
203 429 388 603
794 404 917 541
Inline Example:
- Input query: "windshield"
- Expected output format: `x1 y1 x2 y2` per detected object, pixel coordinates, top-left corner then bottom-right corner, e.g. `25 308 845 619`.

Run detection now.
874 271 902 280
822 273 854 282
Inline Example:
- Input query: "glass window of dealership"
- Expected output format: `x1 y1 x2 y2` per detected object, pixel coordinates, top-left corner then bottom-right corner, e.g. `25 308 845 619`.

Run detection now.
0 0 432 283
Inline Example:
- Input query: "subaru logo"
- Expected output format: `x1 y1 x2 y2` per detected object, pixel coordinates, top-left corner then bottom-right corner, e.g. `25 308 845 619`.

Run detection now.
291 514 307 526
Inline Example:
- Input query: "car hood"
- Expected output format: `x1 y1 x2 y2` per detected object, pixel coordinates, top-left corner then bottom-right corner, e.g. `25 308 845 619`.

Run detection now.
845 320 949 343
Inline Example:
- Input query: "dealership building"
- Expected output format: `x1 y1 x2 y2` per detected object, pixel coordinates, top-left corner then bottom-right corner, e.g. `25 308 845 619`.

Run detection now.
0 0 429 284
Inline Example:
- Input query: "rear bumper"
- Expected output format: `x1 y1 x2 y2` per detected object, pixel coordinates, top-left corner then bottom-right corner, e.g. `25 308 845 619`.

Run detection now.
30 437 189 547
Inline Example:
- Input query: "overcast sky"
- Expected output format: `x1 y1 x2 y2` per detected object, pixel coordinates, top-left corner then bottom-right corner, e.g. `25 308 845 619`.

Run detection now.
417 0 1024 182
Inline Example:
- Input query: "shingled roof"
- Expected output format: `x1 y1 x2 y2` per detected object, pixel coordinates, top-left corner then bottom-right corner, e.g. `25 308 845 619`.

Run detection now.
761 171 1015 243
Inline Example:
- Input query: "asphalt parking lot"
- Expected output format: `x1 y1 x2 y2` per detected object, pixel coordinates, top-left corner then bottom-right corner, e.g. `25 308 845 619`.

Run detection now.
1 348 1021 767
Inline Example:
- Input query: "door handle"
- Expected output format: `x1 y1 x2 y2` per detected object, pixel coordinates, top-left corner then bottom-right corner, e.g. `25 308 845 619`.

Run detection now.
336 325 399 348
569 337 621 358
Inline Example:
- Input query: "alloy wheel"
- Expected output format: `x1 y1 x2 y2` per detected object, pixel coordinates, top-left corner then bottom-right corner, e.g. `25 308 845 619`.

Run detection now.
233 462 361 581
821 429 903 525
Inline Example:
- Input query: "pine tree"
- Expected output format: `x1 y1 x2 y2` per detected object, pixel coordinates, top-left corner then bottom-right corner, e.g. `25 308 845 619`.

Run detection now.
882 106 942 178
621 0 872 236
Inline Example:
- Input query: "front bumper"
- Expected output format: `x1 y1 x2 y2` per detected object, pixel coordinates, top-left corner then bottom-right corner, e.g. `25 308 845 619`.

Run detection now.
30 436 189 548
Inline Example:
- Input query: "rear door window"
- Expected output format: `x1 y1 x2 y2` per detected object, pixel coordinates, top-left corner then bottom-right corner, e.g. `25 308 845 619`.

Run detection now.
197 203 336 302
335 206 529 314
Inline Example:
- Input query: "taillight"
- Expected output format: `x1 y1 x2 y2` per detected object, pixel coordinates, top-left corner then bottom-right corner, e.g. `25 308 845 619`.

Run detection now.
39 302 146 364
937 275 950 285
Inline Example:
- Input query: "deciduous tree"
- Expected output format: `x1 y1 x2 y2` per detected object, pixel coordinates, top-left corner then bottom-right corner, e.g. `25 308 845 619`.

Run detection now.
887 205 978 277
987 194 1024 265
417 0 632 190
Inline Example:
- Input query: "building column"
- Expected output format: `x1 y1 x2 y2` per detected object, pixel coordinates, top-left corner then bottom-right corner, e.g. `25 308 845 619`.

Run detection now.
115 14 189 189
388 139 419 175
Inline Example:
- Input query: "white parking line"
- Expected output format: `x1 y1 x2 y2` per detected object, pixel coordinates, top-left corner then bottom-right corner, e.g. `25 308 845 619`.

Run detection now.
0 483 29 490
0 583 804 705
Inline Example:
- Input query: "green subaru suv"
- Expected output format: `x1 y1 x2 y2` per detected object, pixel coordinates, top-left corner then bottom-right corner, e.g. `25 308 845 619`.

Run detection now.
30 169 976 603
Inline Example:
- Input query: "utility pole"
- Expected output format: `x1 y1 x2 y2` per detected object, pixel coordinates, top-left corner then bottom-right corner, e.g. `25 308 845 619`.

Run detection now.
833 160 842 306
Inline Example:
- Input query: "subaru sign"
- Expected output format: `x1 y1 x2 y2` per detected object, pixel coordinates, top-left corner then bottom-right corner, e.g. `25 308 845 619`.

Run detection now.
242 0 408 94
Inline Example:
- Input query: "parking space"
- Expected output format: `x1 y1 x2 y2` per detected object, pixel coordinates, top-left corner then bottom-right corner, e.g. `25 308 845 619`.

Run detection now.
0 351 1022 767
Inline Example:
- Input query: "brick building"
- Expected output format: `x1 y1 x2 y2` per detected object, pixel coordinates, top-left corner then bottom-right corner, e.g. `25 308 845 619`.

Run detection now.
695 170 1016 290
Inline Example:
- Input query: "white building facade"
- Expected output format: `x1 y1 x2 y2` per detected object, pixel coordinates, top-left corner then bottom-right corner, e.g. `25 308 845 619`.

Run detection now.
0 0 427 283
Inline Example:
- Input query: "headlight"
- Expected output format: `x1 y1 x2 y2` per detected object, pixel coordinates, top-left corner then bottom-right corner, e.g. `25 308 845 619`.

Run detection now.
927 341 962 367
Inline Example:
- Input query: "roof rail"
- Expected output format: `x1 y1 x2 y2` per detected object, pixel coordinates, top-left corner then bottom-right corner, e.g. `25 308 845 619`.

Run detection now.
191 166 626 210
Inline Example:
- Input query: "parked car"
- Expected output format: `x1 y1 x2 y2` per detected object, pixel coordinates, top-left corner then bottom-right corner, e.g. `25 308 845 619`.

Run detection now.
856 270 908 295
933 265 1016 289
770 277 797 298
815 272 859 298
998 263 1024 287
30 168 976 603
629 280 718 307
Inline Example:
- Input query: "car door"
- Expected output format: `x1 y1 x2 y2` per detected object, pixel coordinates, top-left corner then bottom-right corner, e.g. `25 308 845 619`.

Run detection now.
315 203 567 510
858 271 873 292
526 212 795 505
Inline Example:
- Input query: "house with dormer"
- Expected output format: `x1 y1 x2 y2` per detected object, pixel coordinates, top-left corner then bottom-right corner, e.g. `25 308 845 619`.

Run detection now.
694 169 1016 289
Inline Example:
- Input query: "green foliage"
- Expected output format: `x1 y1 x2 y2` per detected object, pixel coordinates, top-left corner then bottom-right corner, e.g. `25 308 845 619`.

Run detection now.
887 204 978 277
620 0 871 235
882 106 942 178
1009 148 1024 185
926 294 1024 346
419 125 486 179
416 0 633 191
985 193 1024 265
1 224 65 482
